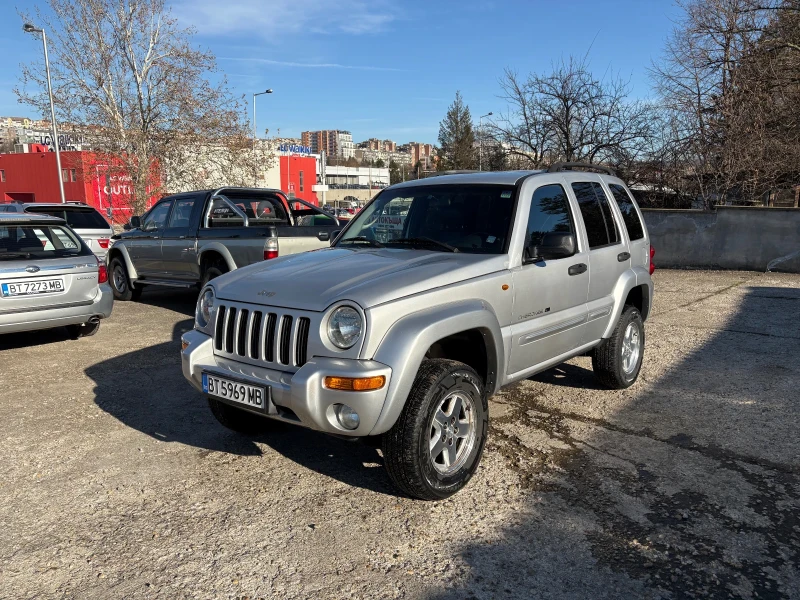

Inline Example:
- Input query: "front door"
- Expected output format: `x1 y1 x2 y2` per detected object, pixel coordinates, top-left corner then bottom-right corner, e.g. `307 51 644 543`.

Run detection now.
132 200 172 276
566 177 631 342
161 194 201 280
509 179 590 376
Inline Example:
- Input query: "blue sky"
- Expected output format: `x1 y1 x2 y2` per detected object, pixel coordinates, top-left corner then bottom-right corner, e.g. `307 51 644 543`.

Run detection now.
0 0 681 145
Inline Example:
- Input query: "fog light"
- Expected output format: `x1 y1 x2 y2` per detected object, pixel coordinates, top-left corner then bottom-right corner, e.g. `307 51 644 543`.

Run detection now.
335 404 360 430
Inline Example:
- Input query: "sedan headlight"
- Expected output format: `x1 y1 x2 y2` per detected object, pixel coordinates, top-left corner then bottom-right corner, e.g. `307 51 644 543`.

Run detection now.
327 306 362 349
196 287 217 331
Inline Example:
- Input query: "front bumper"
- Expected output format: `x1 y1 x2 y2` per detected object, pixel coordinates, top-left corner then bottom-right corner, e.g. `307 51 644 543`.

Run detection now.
0 283 114 334
181 329 392 436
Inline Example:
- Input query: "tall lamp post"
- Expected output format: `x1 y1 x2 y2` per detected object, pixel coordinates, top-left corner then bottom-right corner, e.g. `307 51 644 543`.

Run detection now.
479 111 493 172
252 88 273 185
23 23 65 203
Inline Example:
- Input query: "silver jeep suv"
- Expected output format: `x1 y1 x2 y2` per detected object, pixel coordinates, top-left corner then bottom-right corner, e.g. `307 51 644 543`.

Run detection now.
181 165 654 500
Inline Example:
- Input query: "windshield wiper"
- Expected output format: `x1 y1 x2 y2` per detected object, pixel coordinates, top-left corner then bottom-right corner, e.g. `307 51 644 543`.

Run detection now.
388 237 459 253
338 236 385 248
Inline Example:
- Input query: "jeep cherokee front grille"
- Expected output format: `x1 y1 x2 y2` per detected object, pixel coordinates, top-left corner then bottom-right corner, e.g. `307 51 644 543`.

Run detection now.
214 303 311 368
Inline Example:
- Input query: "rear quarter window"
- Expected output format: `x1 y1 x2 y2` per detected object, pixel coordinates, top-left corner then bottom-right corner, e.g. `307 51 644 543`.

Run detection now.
608 184 645 241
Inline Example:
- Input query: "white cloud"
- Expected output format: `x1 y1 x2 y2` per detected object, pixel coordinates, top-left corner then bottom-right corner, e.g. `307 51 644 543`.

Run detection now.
219 56 403 71
174 0 396 37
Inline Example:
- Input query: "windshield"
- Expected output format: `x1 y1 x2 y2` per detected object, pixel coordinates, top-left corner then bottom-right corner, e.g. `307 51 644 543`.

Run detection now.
0 224 92 261
25 207 110 230
336 183 517 254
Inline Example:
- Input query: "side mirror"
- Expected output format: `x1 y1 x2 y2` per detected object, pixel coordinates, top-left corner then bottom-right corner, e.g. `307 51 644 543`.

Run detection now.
330 230 342 246
123 222 131 231
526 232 576 263
129 216 141 229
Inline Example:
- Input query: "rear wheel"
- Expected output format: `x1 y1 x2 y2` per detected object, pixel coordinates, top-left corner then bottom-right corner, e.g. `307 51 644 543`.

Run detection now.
207 397 272 434
592 305 645 389
201 261 228 288
109 257 142 301
382 359 488 500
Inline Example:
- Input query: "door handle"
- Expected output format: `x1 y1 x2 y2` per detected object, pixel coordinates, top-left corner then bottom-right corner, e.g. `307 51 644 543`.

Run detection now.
568 263 588 276
317 232 330 241
617 252 631 262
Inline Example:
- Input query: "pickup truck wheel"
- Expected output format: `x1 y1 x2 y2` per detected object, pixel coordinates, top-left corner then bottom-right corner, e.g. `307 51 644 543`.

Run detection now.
592 305 645 389
207 398 271 434
109 257 142 301
201 263 227 287
382 359 488 500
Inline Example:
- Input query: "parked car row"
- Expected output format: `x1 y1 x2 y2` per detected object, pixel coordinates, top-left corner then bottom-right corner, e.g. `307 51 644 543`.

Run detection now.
2 170 655 502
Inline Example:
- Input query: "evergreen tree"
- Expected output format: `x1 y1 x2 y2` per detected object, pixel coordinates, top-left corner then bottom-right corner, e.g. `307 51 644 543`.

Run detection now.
437 91 476 170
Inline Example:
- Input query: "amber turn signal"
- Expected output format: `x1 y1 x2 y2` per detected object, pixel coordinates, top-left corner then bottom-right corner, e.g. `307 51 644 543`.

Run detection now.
324 375 386 392
181 339 190 351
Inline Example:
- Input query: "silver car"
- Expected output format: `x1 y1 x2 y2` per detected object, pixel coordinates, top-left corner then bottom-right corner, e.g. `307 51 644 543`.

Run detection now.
0 213 113 338
0 202 114 259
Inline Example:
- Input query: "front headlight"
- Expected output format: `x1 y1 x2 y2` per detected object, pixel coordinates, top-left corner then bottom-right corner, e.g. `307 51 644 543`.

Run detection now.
327 306 362 349
196 287 216 331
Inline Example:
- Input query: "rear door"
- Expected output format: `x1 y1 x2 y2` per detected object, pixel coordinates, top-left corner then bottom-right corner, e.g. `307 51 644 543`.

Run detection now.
0 223 99 314
606 181 649 273
566 176 630 343
161 194 203 280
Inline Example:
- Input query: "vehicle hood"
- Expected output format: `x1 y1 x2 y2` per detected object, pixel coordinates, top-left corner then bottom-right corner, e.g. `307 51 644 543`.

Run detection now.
211 247 508 311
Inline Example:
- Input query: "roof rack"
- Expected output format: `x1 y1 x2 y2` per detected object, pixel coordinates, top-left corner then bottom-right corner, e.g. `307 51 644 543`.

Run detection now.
424 170 480 178
547 162 616 177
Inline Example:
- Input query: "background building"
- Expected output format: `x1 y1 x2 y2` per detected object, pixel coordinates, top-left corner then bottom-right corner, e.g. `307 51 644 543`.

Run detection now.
301 130 355 159
359 138 397 152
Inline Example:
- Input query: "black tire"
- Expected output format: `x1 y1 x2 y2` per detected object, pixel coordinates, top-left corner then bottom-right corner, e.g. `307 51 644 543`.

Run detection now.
109 257 142 301
382 359 488 501
592 305 645 389
66 321 101 339
207 397 272 434
201 261 228 288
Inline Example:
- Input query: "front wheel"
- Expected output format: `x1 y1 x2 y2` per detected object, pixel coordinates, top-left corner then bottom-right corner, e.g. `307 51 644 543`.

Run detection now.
109 257 142 301
592 305 645 389
382 359 488 500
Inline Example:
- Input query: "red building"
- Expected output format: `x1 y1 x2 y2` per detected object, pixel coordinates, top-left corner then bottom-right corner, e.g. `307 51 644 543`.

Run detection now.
279 154 319 205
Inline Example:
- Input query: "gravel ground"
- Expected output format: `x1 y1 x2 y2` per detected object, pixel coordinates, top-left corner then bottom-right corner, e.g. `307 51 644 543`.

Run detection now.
1 269 799 599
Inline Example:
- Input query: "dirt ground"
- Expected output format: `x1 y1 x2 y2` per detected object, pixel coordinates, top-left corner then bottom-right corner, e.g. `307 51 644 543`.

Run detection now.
1 269 799 599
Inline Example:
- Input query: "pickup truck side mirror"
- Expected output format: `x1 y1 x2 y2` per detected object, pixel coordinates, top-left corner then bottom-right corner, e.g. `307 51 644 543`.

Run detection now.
525 231 576 263
129 216 142 230
329 230 342 246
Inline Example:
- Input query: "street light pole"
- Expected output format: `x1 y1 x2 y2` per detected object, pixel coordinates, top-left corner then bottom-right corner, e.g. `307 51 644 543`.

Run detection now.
252 88 273 186
24 24 65 203
479 112 493 172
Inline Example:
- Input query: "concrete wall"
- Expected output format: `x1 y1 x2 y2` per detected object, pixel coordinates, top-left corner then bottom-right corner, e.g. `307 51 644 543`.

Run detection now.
642 207 800 273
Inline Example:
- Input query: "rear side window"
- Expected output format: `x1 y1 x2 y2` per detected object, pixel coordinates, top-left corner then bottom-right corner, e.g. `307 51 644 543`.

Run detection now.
168 197 197 228
608 184 645 241
525 184 575 257
571 182 620 249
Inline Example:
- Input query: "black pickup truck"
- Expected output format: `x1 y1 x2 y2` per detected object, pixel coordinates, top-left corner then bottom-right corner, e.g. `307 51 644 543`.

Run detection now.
106 187 340 300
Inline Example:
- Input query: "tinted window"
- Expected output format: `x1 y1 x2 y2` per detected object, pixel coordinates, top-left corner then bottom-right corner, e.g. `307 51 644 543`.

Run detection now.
608 184 644 241
338 184 515 253
572 182 620 249
525 184 575 259
25 207 109 229
142 201 172 231
168 197 196 228
0 224 91 260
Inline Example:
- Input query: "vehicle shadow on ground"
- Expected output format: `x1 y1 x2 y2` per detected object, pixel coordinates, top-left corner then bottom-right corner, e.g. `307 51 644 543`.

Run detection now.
431 285 800 599
529 361 605 390
0 326 76 350
85 293 394 494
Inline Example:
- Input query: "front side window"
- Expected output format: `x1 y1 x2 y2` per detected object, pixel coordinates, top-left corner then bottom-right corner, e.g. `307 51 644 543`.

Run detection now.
608 184 645 241
141 201 172 231
337 184 516 253
572 182 621 249
0 224 90 260
524 184 575 261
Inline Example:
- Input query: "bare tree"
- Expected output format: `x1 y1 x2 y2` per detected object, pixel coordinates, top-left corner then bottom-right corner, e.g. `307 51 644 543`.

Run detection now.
491 57 654 169
16 0 259 216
